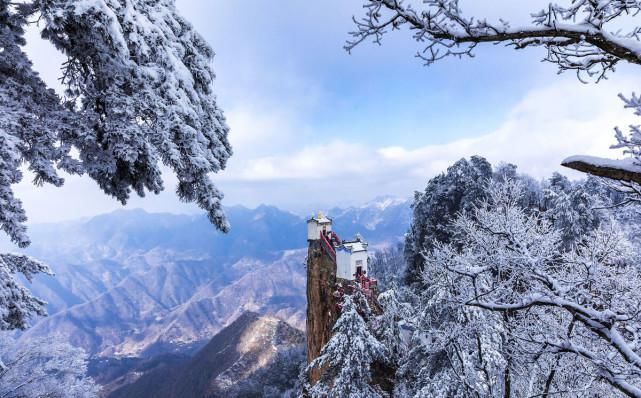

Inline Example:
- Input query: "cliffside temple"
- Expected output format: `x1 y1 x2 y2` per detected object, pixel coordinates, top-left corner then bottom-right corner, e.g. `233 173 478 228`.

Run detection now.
305 212 379 384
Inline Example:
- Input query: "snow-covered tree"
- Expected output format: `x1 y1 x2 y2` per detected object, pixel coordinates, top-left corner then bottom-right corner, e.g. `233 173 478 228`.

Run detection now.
494 162 545 210
0 254 51 331
390 160 641 396
0 334 99 397
347 0 641 188
0 0 73 332
37 0 232 230
543 173 601 248
0 0 232 331
0 0 79 249
3 0 232 236
373 288 411 367
398 248 509 397
308 295 387 398
369 244 405 291
425 179 639 396
585 175 641 248
404 156 491 285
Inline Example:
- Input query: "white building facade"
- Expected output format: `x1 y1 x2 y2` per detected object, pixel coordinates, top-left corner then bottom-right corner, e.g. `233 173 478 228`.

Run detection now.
307 213 332 241
336 237 368 280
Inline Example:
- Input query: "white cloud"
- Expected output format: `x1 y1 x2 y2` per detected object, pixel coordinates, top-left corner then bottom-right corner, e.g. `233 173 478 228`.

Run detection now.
219 76 638 196
379 78 633 180
12 77 639 222
223 140 375 180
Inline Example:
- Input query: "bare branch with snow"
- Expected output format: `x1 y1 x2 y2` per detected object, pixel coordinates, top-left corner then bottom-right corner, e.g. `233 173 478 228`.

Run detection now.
348 0 641 189
422 180 641 396
348 0 641 81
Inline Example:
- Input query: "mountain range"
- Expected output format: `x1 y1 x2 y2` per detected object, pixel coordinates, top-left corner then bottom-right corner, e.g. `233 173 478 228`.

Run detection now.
5 197 410 387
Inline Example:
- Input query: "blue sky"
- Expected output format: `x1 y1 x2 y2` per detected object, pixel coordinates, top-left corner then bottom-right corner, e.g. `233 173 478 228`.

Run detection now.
18 0 641 222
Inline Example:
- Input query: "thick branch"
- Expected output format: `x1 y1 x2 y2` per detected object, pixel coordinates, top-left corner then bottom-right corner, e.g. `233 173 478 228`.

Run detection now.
349 0 641 75
562 155 641 184
549 341 641 398
469 295 641 374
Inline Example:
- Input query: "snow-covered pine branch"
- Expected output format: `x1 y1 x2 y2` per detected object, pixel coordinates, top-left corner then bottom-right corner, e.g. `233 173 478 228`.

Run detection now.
0 254 52 331
0 0 80 248
36 0 232 230
1 0 232 236
0 0 71 340
307 294 387 398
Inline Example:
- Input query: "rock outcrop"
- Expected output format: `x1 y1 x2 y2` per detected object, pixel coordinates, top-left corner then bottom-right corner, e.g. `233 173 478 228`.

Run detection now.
305 240 338 384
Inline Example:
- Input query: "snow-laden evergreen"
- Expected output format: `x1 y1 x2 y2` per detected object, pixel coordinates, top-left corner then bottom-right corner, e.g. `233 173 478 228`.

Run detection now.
0 0 231 330
369 245 405 291
543 172 602 249
0 2 77 332
404 156 491 285
0 0 78 249
308 295 387 398
0 254 52 330
37 0 232 230
1 0 232 238
372 288 410 368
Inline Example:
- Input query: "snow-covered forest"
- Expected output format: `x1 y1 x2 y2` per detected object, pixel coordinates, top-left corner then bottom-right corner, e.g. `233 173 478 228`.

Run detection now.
310 158 641 397
3 0 641 397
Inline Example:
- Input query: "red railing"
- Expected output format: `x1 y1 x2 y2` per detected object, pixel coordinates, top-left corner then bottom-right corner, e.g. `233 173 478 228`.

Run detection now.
333 277 380 314
319 231 336 260
354 274 378 299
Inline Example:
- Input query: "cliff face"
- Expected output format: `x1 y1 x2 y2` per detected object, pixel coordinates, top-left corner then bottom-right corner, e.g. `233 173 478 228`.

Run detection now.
306 240 338 383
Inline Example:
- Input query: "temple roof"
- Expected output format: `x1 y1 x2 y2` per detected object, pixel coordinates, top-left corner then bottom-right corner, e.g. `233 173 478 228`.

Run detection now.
338 240 367 253
307 212 332 224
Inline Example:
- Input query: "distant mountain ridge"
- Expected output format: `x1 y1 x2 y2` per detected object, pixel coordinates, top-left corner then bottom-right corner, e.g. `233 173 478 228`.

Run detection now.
328 195 411 242
12 198 410 359
105 312 304 398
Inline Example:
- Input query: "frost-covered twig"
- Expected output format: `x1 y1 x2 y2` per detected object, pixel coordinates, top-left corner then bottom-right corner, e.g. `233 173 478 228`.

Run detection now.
348 1 641 189
347 0 641 80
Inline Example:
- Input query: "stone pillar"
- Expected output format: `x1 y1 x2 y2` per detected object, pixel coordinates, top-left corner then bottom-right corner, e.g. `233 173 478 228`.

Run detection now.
305 240 338 384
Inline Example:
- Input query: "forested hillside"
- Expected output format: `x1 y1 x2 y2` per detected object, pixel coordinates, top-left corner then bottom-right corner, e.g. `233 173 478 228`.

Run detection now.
313 157 641 397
